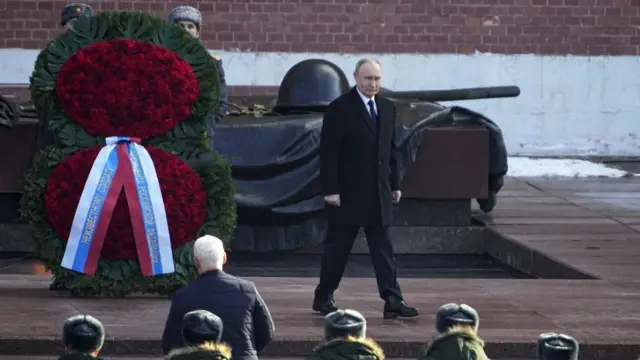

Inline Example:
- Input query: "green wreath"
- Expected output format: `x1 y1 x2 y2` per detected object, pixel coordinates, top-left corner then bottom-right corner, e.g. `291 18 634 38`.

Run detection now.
20 11 237 297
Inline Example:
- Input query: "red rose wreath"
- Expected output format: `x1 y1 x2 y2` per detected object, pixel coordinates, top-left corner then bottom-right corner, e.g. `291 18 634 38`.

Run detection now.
44 146 207 260
55 39 199 138
22 11 236 296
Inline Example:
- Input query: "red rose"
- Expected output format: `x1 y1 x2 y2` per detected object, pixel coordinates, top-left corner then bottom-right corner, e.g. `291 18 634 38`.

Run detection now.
55 39 200 139
44 145 207 260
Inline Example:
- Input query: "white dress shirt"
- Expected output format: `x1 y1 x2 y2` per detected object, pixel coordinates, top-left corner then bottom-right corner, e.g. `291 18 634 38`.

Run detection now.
356 87 378 116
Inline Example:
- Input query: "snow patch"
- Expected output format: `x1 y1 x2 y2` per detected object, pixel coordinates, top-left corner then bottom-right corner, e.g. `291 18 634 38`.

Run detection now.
507 157 637 178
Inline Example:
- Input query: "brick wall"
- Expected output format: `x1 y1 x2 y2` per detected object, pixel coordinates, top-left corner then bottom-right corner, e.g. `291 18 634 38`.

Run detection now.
1 0 639 95
2 0 639 55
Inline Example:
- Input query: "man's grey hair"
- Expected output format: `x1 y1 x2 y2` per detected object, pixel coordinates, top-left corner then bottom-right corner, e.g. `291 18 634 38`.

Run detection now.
193 235 225 271
354 58 381 73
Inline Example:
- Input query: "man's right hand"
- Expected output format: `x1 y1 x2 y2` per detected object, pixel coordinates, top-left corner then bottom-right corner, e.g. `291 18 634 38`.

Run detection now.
324 194 340 206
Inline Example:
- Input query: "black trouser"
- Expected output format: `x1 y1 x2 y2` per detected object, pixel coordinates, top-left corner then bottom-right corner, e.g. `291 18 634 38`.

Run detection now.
314 223 403 302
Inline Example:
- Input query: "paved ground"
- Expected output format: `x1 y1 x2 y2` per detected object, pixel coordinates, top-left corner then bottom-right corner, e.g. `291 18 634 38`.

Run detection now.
478 177 640 281
0 177 639 360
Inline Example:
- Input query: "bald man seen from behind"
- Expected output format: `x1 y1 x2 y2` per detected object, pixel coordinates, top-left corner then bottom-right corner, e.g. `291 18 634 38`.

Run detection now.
161 235 275 360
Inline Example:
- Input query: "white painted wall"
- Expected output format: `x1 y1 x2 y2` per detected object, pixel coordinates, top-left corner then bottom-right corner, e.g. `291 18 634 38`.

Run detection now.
1 48 639 157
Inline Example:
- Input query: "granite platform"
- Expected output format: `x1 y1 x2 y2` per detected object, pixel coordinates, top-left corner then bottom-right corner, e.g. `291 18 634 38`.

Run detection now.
0 177 639 360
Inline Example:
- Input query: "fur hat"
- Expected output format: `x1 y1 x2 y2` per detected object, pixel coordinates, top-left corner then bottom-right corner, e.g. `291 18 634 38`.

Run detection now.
537 332 579 360
60 3 93 26
324 309 366 341
435 303 479 333
61 314 105 353
168 6 202 27
182 310 224 345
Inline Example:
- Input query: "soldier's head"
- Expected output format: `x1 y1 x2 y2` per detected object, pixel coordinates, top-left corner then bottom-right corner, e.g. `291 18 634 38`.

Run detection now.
324 309 367 341
435 303 479 335
168 6 202 38
193 235 227 274
61 315 105 356
60 3 93 30
182 310 224 346
536 333 579 360
354 58 382 98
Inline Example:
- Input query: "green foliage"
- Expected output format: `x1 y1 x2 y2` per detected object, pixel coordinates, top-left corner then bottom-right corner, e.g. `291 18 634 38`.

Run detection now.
29 47 51 120
30 11 219 141
20 144 236 297
21 10 236 297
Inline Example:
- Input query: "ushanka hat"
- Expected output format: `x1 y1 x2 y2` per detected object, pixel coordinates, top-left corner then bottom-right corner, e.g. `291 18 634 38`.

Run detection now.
60 3 93 27
168 6 203 27
435 303 479 333
324 309 367 340
61 314 105 353
537 332 579 360
182 310 224 345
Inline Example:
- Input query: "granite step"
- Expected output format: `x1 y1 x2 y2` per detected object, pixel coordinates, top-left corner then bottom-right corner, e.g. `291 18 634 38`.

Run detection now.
0 254 531 279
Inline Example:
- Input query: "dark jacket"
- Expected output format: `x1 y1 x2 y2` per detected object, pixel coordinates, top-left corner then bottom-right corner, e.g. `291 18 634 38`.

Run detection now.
214 58 229 122
418 325 489 360
206 57 229 139
161 270 275 360
305 337 385 360
319 87 400 226
166 341 232 360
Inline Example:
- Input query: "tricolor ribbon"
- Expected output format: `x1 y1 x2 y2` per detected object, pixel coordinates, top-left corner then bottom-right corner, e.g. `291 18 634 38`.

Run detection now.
60 136 175 277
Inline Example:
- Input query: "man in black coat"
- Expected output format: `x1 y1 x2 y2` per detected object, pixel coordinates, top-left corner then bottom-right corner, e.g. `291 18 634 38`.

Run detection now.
162 235 275 360
313 58 419 319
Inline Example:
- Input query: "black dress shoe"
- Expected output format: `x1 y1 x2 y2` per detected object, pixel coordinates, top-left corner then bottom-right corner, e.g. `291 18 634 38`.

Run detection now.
383 297 419 319
477 192 497 213
312 300 339 315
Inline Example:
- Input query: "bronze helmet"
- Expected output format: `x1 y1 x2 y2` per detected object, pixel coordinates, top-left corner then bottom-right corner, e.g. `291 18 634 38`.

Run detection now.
274 59 350 113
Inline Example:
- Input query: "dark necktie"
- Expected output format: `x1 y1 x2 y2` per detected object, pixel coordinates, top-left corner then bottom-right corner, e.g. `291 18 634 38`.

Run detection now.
368 99 377 121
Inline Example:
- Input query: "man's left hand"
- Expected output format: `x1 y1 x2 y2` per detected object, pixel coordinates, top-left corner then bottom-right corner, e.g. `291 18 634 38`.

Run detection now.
392 190 402 203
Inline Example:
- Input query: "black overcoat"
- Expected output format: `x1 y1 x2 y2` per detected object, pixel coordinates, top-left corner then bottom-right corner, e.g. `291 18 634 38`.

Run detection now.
319 87 400 226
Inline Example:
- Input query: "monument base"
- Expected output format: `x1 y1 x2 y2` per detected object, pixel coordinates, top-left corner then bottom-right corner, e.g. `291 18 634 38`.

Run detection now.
0 197 479 254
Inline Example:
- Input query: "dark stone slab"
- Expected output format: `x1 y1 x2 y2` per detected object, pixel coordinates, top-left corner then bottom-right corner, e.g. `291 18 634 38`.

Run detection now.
0 224 483 257
302 226 485 255
231 216 326 252
0 253 527 279
0 224 33 254
400 126 489 200
483 228 596 279
392 199 471 226
0 194 22 223
224 199 473 252
1 199 473 254
222 253 524 278
0 124 38 193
